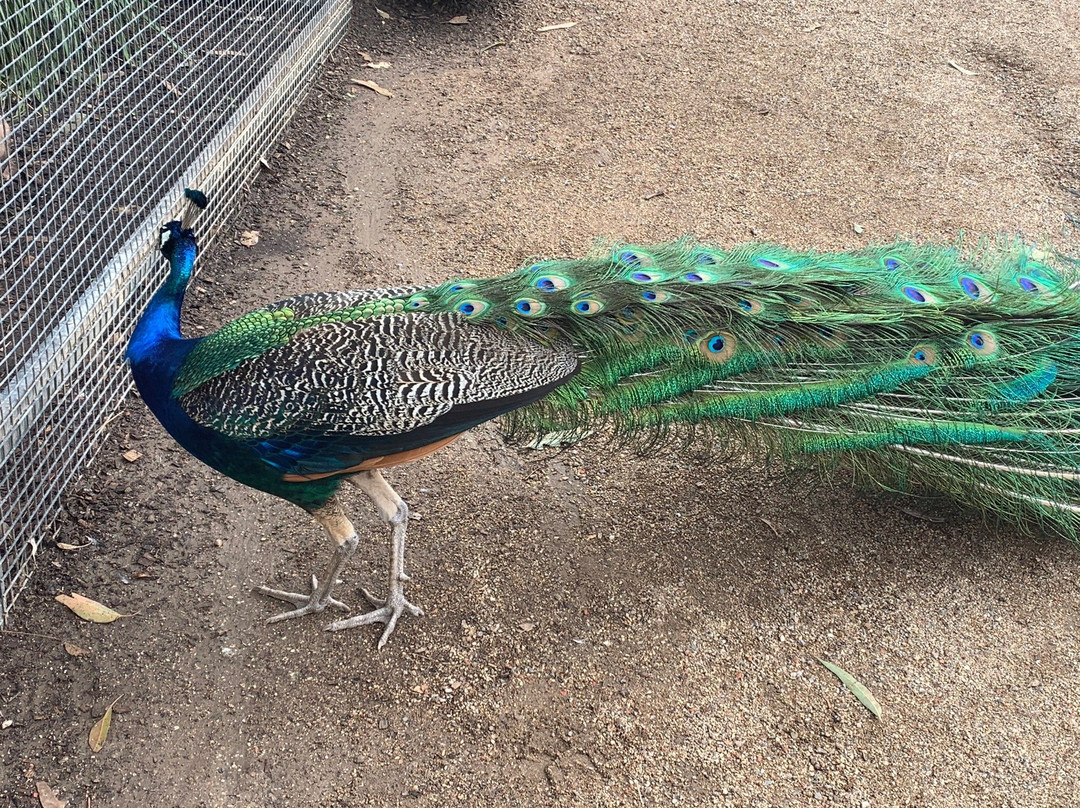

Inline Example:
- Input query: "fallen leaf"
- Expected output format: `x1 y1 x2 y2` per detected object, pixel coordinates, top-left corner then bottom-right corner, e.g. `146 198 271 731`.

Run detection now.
55 593 128 624
359 50 373 61
36 781 67 808
121 450 141 463
1 719 12 729
350 79 394 98
947 59 978 76
0 116 12 181
375 7 390 19
816 658 881 718
852 223 865 234
56 542 92 551
449 15 468 24
63 642 89 657
538 21 578 31
518 622 535 632
0 115 11 162
239 230 259 247
364 61 391 69
88 696 121 752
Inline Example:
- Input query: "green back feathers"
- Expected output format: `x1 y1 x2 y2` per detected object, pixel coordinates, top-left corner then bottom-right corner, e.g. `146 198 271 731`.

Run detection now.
172 297 412 396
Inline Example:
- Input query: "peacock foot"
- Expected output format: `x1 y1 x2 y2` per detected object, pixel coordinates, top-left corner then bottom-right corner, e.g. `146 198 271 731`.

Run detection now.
256 574 350 623
325 580 423 649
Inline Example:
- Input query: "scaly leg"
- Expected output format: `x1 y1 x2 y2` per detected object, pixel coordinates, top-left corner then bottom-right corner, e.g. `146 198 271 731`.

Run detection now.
326 469 423 648
257 498 356 622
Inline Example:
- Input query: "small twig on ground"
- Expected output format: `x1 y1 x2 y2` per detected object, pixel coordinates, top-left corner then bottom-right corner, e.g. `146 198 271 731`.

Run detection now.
1 628 66 642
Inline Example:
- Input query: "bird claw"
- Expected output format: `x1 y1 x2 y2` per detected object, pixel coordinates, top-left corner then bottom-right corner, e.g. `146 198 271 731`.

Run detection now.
256 574 350 623
325 588 424 649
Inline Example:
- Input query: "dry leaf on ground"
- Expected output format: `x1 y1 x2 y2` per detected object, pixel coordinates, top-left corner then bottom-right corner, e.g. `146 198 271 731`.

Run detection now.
0 116 10 162
816 657 882 718
538 21 578 31
375 7 390 18
63 642 88 657
449 15 468 24
364 61 391 69
351 79 394 98
88 696 121 752
56 542 92 551
239 230 259 247
36 781 67 808
55 593 128 624
122 449 141 462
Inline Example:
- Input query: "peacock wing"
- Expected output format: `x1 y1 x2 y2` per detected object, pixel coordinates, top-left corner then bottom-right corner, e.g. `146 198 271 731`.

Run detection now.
175 311 578 476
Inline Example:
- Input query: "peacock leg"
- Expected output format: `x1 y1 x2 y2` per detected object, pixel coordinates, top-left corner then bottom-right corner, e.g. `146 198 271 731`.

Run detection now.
325 469 423 648
256 499 355 622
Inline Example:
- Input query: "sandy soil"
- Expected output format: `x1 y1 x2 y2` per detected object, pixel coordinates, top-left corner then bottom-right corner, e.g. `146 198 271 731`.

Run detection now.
3 0 1080 805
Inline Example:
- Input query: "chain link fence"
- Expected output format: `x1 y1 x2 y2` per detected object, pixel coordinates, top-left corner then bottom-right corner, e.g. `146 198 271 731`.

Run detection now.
0 0 350 626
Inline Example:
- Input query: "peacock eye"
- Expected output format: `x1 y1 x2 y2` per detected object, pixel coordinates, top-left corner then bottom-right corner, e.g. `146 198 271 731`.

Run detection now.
456 299 489 317
406 296 429 309
514 297 547 317
572 298 605 315
534 274 571 292
902 286 926 303
965 329 998 356
959 276 987 299
697 331 736 363
907 344 939 365
619 250 657 268
756 257 785 269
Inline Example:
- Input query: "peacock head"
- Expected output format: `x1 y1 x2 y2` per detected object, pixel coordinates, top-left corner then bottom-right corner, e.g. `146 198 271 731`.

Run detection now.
159 220 198 283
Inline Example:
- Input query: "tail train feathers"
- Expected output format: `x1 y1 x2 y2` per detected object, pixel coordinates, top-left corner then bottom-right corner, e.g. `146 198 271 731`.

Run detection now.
411 238 1080 538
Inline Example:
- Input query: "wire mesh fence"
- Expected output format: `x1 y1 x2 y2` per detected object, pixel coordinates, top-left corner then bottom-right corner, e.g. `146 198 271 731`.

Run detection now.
0 0 350 626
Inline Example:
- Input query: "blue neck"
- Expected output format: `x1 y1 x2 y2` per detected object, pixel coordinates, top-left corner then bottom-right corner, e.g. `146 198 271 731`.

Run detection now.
127 229 197 364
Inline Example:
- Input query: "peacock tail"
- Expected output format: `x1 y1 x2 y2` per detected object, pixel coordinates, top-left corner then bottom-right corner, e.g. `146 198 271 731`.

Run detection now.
165 231 1080 539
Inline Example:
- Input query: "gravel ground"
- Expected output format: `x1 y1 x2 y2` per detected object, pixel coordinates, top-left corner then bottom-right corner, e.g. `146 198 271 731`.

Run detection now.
2 0 1080 805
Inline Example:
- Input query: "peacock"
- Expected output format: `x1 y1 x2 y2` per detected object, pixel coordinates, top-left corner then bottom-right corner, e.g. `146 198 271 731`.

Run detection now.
127 190 1080 648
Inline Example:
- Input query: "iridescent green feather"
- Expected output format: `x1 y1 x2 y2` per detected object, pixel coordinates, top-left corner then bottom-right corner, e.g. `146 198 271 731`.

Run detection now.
419 237 1080 538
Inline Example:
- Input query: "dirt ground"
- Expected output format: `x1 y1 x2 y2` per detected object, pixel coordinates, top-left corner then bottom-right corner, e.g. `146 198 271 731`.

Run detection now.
3 0 1080 805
